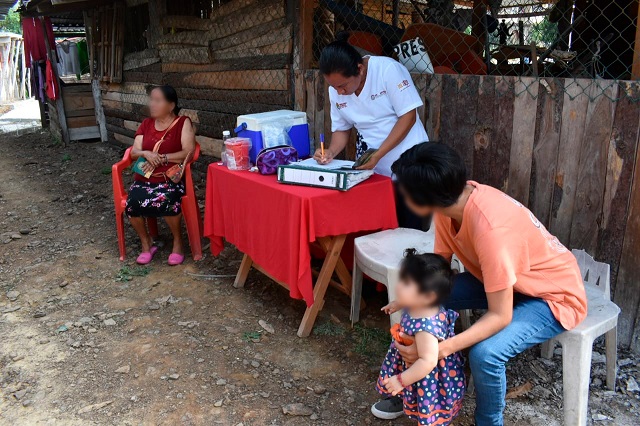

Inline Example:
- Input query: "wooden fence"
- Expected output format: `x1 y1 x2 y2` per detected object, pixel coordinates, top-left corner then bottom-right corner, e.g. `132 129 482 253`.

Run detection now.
300 71 640 352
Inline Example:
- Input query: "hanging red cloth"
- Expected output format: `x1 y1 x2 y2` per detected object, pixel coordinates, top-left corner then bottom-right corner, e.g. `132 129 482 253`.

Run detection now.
45 58 59 100
22 17 56 68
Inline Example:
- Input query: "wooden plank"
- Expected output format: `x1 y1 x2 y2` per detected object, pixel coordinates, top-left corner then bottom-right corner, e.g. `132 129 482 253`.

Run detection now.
123 71 163 85
168 70 289 91
209 0 261 22
64 109 96 118
530 78 564 228
63 93 95 111
616 123 640 350
632 0 640 80
489 77 515 191
68 115 98 128
69 126 101 141
569 81 618 252
423 73 442 142
441 74 478 175
472 75 495 185
158 47 211 64
196 135 224 158
180 99 285 116
598 82 640 292
103 107 147 123
157 31 208 47
212 40 292 61
160 54 289 73
123 56 160 71
294 69 306 113
507 77 539 204
549 79 591 246
179 108 199 123
106 123 136 138
176 87 291 106
113 132 135 145
413 73 427 128
294 0 314 69
209 18 289 52
123 120 141 131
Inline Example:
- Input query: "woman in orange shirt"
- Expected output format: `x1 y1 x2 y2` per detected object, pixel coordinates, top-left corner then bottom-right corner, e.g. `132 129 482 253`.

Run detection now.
370 142 587 425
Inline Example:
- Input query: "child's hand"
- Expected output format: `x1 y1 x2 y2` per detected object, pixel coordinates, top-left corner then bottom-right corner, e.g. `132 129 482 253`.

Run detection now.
382 375 405 396
381 301 400 315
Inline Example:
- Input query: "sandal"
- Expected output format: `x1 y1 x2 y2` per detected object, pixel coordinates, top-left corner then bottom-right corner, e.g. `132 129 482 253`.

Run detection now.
136 246 158 265
168 253 185 266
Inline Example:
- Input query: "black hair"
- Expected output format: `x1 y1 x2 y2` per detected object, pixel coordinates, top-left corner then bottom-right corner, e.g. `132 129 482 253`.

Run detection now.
148 84 181 115
319 33 363 77
391 142 467 207
399 249 454 305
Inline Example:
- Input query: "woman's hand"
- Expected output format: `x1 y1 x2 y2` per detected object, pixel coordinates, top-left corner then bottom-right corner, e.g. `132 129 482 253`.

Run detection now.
355 152 380 170
141 161 155 174
382 375 405 396
312 147 335 165
437 339 453 360
381 301 400 315
395 332 418 366
143 151 162 167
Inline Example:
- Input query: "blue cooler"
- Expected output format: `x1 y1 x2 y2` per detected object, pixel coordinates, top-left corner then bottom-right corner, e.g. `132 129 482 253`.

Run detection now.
235 110 310 163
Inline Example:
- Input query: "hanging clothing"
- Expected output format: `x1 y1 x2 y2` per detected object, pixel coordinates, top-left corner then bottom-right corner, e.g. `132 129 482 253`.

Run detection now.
76 39 89 75
22 17 56 68
45 59 59 100
56 41 81 77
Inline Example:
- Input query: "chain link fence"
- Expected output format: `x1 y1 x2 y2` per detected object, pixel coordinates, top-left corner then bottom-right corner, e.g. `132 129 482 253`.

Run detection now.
311 0 640 102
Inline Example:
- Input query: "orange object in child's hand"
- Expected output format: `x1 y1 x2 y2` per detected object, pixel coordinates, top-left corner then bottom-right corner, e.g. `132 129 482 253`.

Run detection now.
391 323 414 346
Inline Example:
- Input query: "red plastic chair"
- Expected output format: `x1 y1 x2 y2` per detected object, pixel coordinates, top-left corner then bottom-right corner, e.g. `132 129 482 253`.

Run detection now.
112 143 203 262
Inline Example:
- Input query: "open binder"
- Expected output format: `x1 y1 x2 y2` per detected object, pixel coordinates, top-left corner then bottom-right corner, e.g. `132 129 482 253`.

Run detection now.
277 159 374 191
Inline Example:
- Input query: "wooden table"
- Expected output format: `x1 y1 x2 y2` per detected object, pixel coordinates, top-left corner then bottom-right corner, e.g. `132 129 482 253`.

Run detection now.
203 165 398 337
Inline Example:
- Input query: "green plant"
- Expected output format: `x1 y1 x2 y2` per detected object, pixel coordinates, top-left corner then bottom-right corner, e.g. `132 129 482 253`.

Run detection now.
0 6 22 34
313 321 346 336
530 17 558 48
352 324 391 360
115 266 151 282
242 331 262 343
101 167 112 175
62 154 72 162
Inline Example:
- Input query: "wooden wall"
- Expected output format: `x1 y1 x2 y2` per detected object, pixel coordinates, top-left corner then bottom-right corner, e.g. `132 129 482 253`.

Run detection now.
101 0 293 156
302 71 640 352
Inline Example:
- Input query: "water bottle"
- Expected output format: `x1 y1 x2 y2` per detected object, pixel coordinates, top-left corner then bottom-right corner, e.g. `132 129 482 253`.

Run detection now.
221 130 230 166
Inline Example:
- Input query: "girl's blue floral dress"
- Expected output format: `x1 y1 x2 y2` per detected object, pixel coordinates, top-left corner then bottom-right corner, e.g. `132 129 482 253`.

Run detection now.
377 308 465 425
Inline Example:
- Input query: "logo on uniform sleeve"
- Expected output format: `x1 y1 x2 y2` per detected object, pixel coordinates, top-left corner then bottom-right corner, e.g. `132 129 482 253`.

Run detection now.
397 80 410 91
336 102 348 110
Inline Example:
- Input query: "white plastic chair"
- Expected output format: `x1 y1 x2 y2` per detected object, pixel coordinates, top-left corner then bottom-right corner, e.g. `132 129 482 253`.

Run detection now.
540 249 620 426
350 227 470 327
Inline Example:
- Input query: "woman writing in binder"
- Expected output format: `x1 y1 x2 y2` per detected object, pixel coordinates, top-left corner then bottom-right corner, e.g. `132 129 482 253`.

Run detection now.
314 35 429 229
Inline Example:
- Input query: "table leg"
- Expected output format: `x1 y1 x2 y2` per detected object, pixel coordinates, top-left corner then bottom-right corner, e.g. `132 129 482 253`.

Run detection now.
298 234 347 337
234 254 253 288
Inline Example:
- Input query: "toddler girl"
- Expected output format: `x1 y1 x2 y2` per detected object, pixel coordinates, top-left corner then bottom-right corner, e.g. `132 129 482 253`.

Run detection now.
376 249 465 425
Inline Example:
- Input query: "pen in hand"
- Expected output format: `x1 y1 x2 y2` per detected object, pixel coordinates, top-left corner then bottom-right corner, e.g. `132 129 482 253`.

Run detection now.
320 133 325 162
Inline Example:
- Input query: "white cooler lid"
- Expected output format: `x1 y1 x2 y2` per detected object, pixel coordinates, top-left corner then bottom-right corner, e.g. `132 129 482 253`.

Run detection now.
237 110 307 130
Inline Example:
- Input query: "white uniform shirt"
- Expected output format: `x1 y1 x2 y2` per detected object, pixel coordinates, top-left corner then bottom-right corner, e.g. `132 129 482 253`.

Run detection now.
329 56 429 177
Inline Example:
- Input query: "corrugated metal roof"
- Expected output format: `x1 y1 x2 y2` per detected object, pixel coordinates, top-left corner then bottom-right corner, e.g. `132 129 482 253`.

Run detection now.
0 1 18 19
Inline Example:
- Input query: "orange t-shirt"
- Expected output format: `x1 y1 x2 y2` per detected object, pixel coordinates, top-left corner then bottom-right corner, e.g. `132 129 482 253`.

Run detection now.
434 181 587 330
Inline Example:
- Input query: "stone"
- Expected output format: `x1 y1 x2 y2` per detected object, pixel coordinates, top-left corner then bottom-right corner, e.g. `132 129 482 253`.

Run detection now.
115 365 130 374
10 233 21 240
6 290 20 301
282 403 313 416
87 328 97 333
619 358 634 367
214 400 223 407
216 379 227 386
591 352 606 364
592 413 610 421
103 318 116 326
77 400 113 414
626 377 639 392
59 281 69 288
251 361 260 368
310 413 319 421
258 319 275 334
19 229 30 235
33 311 46 318
168 374 180 380
313 385 327 395
13 389 27 400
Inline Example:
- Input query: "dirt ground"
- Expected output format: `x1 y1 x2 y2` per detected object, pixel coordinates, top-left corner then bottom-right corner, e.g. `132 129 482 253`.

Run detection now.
0 128 639 426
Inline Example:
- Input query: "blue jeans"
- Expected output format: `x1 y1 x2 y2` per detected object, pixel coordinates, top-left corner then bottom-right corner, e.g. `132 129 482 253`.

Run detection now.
445 273 565 426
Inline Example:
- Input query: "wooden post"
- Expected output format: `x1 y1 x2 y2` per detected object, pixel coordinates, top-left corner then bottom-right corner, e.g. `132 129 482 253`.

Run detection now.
40 17 70 144
92 80 108 142
147 0 166 49
632 1 640 79
294 0 313 70
471 0 487 55
392 0 400 27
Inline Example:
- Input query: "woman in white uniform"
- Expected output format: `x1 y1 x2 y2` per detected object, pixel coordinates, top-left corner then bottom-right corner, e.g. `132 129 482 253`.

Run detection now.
314 38 429 228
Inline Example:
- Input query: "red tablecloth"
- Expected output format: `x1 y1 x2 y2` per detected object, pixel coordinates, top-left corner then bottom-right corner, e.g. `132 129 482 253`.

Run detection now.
204 165 398 306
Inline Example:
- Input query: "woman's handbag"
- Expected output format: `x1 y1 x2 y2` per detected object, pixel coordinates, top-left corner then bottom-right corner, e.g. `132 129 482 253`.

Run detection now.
255 145 298 175
132 117 181 178
165 150 194 183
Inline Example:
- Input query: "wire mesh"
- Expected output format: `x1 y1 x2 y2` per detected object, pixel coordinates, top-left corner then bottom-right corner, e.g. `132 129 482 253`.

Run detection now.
311 0 640 102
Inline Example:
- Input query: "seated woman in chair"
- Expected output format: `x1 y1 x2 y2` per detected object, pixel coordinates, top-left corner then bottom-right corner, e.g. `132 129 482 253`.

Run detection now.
126 85 196 266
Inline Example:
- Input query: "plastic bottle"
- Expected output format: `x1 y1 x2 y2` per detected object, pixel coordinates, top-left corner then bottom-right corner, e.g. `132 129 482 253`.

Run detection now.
221 130 231 166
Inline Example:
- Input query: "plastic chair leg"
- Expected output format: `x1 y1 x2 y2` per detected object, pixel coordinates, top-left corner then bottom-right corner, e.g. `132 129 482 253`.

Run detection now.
351 258 363 325
147 217 159 239
605 327 617 391
561 338 593 426
116 211 126 261
182 195 202 261
540 340 555 359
